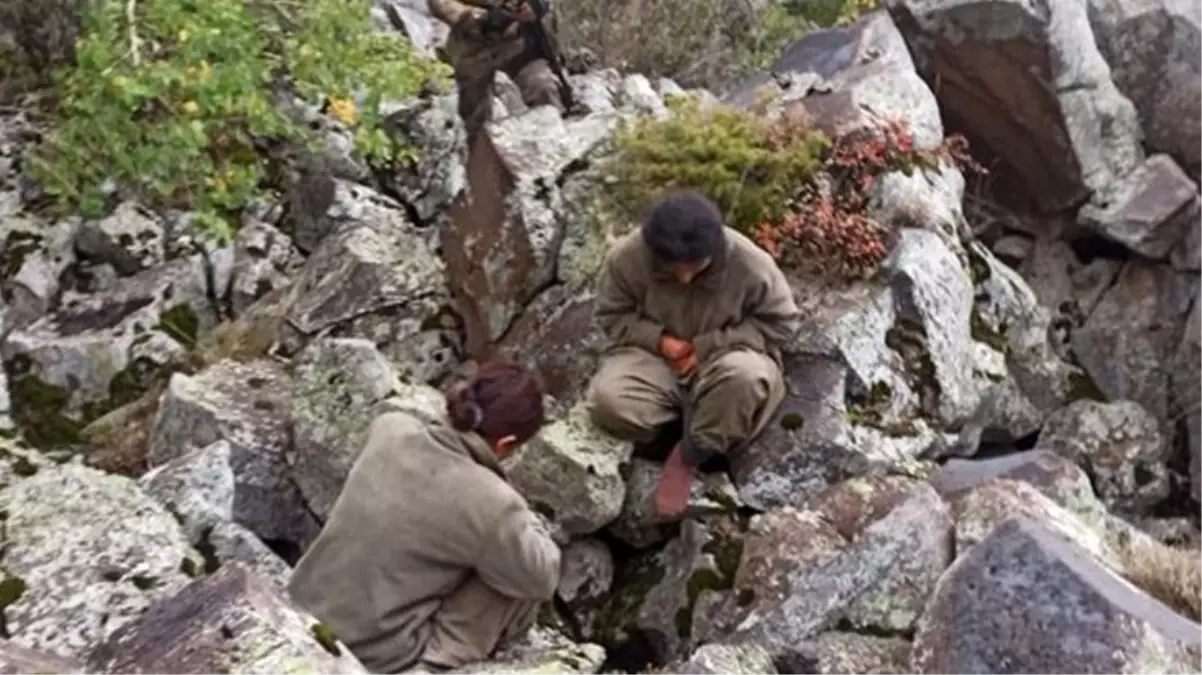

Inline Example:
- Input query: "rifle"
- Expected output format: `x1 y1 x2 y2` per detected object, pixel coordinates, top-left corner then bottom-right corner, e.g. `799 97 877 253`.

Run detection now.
521 0 577 113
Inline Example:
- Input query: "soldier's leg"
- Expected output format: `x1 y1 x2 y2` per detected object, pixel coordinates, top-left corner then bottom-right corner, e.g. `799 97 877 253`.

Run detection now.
417 575 541 671
586 347 680 443
689 350 786 458
456 68 496 142
507 57 565 113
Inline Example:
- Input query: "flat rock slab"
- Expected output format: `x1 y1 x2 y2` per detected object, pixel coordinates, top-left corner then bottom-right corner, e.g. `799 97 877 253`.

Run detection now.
0 640 83 674
88 562 368 674
913 516 1202 674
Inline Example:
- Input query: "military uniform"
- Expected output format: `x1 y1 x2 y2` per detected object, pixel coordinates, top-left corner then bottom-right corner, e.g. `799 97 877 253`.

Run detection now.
428 0 565 140
586 227 803 466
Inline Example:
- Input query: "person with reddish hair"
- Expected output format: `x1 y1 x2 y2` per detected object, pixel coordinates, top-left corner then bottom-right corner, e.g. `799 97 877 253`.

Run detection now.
288 360 560 673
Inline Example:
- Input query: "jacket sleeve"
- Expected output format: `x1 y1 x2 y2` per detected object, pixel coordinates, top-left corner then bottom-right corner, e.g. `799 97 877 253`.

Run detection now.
594 248 663 353
475 500 562 601
691 261 800 362
427 0 486 34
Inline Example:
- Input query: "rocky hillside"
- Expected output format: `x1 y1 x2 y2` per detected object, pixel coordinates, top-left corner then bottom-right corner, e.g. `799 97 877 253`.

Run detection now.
0 0 1199 673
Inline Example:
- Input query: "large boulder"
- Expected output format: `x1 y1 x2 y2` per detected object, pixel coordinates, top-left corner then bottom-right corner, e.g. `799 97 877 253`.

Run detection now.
88 563 369 673
149 359 319 548
0 463 200 660
608 458 740 549
290 337 445 521
277 179 457 383
912 516 1202 673
888 0 1144 214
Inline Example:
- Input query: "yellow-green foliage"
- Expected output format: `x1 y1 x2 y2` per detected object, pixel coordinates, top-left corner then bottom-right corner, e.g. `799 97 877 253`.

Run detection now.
602 96 829 236
25 0 447 240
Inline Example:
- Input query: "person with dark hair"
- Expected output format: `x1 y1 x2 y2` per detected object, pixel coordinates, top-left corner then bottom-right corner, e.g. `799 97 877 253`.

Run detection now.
586 189 802 517
288 360 559 673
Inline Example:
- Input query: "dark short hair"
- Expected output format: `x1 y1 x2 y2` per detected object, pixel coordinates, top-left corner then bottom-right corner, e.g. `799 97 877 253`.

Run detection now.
446 359 546 445
640 190 726 264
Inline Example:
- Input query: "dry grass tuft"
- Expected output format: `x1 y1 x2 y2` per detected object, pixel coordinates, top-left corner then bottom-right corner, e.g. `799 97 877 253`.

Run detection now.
1117 538 1202 622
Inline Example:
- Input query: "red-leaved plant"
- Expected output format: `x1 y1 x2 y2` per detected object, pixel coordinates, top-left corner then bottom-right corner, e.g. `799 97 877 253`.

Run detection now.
755 118 985 282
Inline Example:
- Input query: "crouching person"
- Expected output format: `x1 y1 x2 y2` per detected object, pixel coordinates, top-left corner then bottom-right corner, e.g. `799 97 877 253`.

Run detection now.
288 360 560 673
585 190 802 517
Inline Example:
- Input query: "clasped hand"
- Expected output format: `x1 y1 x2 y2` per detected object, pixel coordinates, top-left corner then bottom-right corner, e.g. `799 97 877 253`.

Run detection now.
659 334 698 376
484 2 540 39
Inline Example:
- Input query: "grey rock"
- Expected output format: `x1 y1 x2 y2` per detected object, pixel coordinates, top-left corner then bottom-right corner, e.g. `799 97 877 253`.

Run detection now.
291 337 443 521
0 640 83 674
557 539 614 623
0 463 200 659
278 183 455 383
782 631 911 675
372 0 447 57
149 359 319 547
870 164 968 250
0 216 77 331
726 480 952 656
888 227 980 426
74 201 165 275
207 521 293 592
382 93 467 224
1036 399 1170 514
88 563 368 674
1078 154 1201 260
139 440 236 544
229 220 301 317
2 255 217 444
679 643 777 674
1087 0 1201 173
617 74 669 118
451 625 605 674
911 516 1202 674
503 403 630 536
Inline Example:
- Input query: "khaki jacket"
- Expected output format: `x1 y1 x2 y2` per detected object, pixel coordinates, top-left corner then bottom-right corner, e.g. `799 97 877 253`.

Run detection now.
287 411 561 673
594 227 803 364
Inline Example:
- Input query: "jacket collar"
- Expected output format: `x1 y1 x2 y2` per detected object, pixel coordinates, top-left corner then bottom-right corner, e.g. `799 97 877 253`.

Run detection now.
648 228 731 290
429 418 505 478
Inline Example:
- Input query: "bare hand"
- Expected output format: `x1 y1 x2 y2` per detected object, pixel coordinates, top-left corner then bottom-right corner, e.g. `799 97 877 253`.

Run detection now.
515 2 538 22
654 447 692 517
502 21 521 38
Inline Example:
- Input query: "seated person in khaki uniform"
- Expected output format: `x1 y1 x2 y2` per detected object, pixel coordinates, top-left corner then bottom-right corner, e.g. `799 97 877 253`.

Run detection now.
585 190 802 517
427 0 565 141
288 360 561 673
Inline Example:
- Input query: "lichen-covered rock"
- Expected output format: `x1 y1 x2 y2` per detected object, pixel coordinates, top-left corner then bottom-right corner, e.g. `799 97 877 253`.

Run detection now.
277 179 456 383
1169 295 1201 503
2 255 218 448
450 625 605 674
74 201 165 276
677 643 777 674
290 337 442 520
1086 0 1201 173
888 0 1144 213
722 480 952 658
887 227 980 426
557 539 614 625
229 219 301 317
1 216 77 332
0 463 201 660
710 477 951 646
1077 154 1201 261
912 516 1202 674
149 359 318 547
0 640 82 674
88 562 368 674
782 631 911 674
728 10 943 151
139 440 236 544
1071 261 1196 431
443 104 618 357
1036 399 1170 514
503 404 630 536
950 478 1125 567
381 92 466 224
593 517 743 663
608 459 740 549
137 439 290 587
929 449 1099 509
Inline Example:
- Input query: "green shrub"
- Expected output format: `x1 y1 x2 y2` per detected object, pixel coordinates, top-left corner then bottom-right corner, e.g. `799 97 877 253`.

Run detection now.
25 0 447 240
602 97 983 282
602 96 829 234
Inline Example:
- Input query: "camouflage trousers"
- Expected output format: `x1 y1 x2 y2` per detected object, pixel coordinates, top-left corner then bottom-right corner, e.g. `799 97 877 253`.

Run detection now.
456 47 564 142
